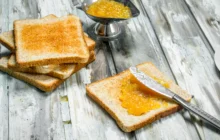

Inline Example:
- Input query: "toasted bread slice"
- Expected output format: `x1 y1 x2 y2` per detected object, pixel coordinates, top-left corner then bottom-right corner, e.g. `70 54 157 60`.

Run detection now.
6 25 95 76
83 34 96 51
0 14 62 74
7 38 95 77
2 31 95 53
0 14 57 52
14 15 90 67
3 29 95 75
0 56 63 92
48 51 95 79
8 50 95 79
7 35 95 76
86 62 192 132
0 15 95 53
0 31 15 52
8 54 58 74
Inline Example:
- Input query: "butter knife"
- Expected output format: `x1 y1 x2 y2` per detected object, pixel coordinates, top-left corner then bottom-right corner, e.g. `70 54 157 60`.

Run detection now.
129 67 220 130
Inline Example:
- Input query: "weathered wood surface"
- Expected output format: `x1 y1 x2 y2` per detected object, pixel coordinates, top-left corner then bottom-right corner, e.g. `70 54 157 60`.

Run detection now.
0 0 220 139
185 0 220 51
0 0 10 140
0 0 73 140
107 0 199 139
140 0 220 139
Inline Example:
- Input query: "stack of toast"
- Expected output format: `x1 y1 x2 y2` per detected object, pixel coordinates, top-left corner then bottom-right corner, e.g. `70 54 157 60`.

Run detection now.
0 14 96 92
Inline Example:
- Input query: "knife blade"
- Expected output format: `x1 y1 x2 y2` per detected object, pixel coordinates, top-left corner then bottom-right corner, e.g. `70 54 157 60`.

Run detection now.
129 66 220 130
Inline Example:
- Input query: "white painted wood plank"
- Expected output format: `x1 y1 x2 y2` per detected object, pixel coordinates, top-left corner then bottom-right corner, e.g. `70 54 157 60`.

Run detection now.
35 0 131 139
66 43 135 140
185 0 220 51
35 0 77 138
61 3 136 139
8 84 65 140
0 0 10 139
64 124 74 140
0 73 9 140
0 0 11 55
6 0 74 139
141 0 220 139
2 0 133 139
106 0 199 139
3 0 219 139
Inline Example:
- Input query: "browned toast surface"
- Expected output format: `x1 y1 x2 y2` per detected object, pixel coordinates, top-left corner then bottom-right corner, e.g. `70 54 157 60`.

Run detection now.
0 14 57 52
14 15 90 67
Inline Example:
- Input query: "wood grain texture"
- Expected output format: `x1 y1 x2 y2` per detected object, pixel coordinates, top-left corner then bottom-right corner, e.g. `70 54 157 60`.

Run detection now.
67 6 135 138
66 71 135 140
0 0 220 139
141 0 220 139
5 0 71 140
53 4 135 139
0 0 10 140
185 0 220 51
0 72 9 140
107 0 199 139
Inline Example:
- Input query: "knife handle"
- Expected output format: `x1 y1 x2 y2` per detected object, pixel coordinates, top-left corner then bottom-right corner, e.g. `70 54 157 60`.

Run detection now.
173 94 220 130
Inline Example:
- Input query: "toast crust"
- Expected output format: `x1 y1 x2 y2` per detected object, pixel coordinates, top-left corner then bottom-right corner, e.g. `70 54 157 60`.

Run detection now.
0 56 63 92
48 51 96 79
84 34 96 51
0 31 95 53
0 31 15 52
8 54 58 74
87 89 180 132
86 62 191 132
14 15 90 67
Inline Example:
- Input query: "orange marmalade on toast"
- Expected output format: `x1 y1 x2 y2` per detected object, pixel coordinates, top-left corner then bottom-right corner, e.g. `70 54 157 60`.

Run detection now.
119 73 171 116
86 0 131 19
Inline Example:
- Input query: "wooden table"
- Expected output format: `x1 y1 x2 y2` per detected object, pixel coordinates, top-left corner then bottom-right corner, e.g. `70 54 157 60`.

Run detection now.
0 0 220 139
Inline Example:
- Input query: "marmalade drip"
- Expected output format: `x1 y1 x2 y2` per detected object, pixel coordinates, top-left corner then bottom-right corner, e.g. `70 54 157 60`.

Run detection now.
119 74 171 116
86 0 131 19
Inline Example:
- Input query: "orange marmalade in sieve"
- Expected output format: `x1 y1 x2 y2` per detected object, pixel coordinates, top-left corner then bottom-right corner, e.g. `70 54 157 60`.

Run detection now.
86 0 131 19
119 73 171 116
